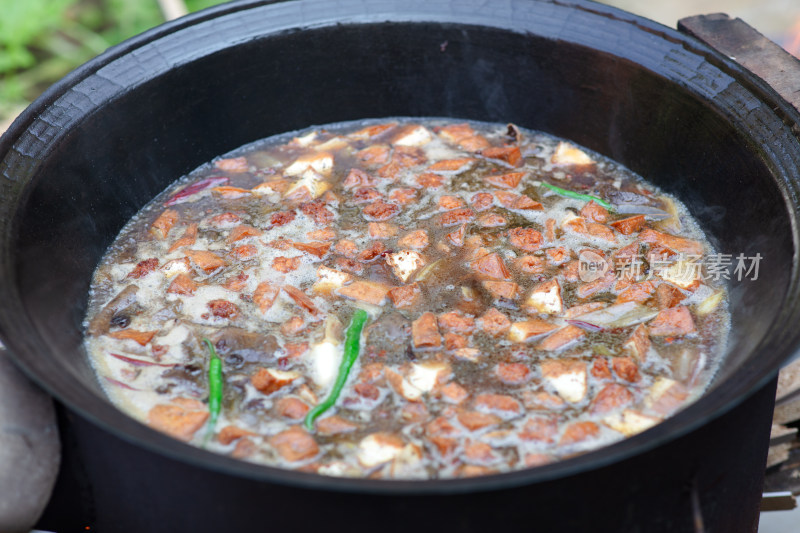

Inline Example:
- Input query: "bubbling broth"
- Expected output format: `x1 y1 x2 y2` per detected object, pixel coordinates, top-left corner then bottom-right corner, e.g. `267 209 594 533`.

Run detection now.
84 118 729 479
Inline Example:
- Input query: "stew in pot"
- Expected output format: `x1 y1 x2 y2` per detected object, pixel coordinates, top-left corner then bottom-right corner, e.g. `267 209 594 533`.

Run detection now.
84 118 729 479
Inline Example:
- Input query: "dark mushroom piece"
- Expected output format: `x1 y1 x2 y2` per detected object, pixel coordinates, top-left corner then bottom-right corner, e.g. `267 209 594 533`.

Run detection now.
210 327 280 365
87 284 139 336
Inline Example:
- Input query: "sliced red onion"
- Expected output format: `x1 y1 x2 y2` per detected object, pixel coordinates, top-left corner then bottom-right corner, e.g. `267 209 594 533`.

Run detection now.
164 176 229 206
565 319 604 332
104 377 140 390
108 353 175 367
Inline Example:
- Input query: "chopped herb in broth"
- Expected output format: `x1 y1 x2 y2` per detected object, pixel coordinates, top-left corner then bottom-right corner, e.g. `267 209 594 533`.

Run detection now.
84 118 729 479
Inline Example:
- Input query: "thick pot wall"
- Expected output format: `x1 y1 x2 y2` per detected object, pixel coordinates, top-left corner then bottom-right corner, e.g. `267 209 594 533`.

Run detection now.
1 1 799 531
39 379 776 532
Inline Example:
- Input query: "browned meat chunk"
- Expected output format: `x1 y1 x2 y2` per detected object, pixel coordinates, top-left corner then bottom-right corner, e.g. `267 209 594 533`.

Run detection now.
270 427 319 462
412 312 442 349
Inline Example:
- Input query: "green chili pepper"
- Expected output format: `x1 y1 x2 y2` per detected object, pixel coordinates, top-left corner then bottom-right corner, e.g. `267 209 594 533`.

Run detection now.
203 337 223 443
304 308 369 431
540 182 614 212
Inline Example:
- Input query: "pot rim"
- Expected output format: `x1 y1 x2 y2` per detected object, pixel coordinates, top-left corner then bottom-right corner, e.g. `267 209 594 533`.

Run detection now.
1 0 800 495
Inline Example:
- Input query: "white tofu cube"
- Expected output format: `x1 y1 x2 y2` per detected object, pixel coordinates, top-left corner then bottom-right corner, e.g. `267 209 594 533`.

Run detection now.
407 362 451 393
284 151 334 177
307 341 342 389
284 168 331 200
392 125 432 147
312 266 353 294
541 360 587 403
386 250 425 283
161 258 191 277
357 433 405 468
658 260 701 289
386 368 423 401
524 279 563 315
507 319 558 342
290 131 318 147
603 409 661 437
551 142 594 166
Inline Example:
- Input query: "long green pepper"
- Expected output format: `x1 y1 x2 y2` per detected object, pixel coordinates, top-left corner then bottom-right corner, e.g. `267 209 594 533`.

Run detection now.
540 182 614 212
202 337 224 442
304 308 369 431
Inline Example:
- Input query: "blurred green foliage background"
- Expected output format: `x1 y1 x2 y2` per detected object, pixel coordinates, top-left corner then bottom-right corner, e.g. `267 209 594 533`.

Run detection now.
0 0 226 124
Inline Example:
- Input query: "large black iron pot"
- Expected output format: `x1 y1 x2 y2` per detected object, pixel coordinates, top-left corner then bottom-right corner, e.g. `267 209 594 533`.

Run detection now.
2 0 799 531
